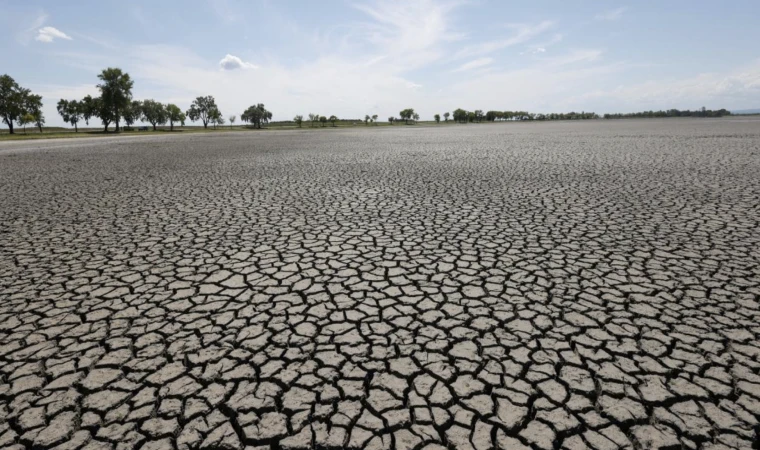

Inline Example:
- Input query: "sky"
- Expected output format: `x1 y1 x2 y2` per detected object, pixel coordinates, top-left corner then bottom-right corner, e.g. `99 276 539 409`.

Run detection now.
2 0 760 127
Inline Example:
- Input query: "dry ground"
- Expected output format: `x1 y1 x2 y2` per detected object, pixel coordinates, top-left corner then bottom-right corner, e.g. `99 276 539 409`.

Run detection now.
1 118 759 450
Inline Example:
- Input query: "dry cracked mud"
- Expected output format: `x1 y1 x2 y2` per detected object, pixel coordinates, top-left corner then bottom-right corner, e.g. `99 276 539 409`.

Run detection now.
1 118 759 450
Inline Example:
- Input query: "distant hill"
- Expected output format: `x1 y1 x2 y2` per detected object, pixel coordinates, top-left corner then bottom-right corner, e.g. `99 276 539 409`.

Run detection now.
732 108 760 115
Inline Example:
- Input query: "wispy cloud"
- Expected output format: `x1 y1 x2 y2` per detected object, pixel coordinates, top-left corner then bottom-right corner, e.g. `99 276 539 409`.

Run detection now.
595 7 627 21
16 10 48 45
35 26 72 43
454 20 555 59
219 54 258 70
453 57 494 72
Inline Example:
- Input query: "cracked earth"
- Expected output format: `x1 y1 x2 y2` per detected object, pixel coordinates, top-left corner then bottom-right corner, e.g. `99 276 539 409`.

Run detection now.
1 118 759 450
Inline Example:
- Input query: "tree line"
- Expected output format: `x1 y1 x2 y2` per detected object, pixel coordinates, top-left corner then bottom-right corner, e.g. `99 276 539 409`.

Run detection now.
603 108 731 119
0 69 736 135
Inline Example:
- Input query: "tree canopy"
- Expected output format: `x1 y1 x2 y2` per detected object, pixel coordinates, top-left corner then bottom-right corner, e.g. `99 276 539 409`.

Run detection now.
186 96 218 129
97 68 133 132
241 104 272 129
142 100 168 131
166 104 185 131
1 74 40 134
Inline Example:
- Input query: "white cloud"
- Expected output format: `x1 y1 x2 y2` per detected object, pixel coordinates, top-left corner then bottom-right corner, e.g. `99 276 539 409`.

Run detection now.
454 20 555 59
595 7 627 21
219 54 258 70
36 26 72 43
453 57 494 72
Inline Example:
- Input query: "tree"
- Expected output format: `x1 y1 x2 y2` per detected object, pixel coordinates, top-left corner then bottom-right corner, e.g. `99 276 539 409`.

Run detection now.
399 108 415 124
92 96 114 131
308 113 317 128
372 114 378 125
19 113 35 134
209 107 223 129
452 108 468 123
474 110 484 122
122 100 143 128
229 115 236 129
165 104 184 131
443 112 450 122
388 117 394 125
241 104 271 129
1 74 40 135
96 68 133 132
293 115 303 128
319 115 327 127
365 114 370 125
434 114 440 124
30 98 45 133
186 96 218 129
141 99 167 131
413 113 420 123
80 95 96 126
57 99 83 132
329 115 338 127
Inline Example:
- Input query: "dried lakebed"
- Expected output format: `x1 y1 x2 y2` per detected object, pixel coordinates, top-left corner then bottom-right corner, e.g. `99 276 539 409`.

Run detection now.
1 119 759 450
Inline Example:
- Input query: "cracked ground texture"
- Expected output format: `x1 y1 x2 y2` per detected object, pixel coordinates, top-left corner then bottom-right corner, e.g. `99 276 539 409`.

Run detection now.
1 118 759 450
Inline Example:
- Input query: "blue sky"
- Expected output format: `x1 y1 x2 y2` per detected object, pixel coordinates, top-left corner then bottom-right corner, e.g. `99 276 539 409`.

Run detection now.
2 0 760 127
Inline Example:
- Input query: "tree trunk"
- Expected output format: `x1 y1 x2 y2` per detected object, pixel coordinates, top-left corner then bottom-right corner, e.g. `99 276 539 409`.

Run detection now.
38 123 42 133
170 121 174 131
7 120 14 134
203 121 208 129
74 122 78 132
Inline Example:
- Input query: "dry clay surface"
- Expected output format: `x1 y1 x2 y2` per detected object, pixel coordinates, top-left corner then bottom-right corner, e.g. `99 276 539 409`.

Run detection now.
1 119 759 450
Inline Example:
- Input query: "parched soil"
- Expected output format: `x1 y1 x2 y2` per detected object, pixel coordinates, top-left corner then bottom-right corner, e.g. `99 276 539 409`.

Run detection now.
1 118 759 450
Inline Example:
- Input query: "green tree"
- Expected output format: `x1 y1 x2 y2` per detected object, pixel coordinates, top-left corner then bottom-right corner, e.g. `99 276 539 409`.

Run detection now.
319 115 327 127
96 68 133 132
57 99 83 132
293 115 303 128
329 115 338 127
399 108 415 124
209 108 224 129
365 114 370 125
308 113 317 128
80 95 96 126
1 74 40 135
452 108 467 123
19 113 35 134
241 104 271 129
29 97 44 132
123 100 143 128
413 113 420 123
372 114 378 125
186 96 218 129
443 112 450 122
388 117 394 125
141 99 167 131
166 104 184 131
229 115 236 129
434 114 440 124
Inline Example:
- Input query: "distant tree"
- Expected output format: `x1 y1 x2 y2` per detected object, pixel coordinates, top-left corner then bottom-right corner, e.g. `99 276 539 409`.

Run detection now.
399 108 415 124
329 115 338 127
186 96 218 129
308 113 317 128
293 115 303 128
91 96 114 131
96 68 133 132
452 108 467 123
229 115 236 129
241 104 271 129
141 99 167 131
365 114 370 125
80 95 96 126
1 74 41 135
166 104 184 131
474 110 484 122
388 117 394 125
122 100 143 128
23 94 43 133
209 107 224 129
57 99 83 132
372 114 378 125
413 113 420 123
443 112 450 122
319 115 327 127
434 114 440 124
19 113 35 134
